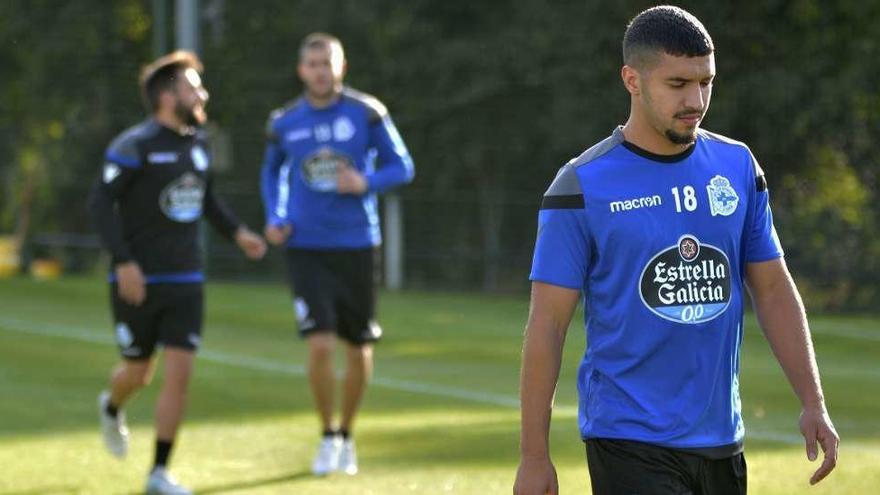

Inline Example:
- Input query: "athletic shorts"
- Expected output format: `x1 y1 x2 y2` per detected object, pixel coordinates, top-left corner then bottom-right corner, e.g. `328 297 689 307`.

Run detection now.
585 438 747 495
110 283 204 360
285 248 382 345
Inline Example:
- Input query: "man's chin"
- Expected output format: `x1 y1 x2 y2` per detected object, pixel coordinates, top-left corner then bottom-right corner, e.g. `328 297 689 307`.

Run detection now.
665 128 698 145
307 87 335 99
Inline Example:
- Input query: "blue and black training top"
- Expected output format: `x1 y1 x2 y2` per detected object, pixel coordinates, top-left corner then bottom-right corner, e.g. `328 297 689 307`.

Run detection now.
88 119 241 284
260 87 415 249
531 126 783 457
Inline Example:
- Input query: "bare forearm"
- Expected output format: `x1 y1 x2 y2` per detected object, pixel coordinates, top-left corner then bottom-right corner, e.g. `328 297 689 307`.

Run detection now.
753 275 824 409
519 320 566 458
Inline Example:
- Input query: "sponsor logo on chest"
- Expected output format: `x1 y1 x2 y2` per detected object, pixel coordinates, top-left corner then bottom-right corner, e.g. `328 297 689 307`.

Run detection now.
301 147 354 192
639 235 732 324
159 172 205 223
147 151 179 164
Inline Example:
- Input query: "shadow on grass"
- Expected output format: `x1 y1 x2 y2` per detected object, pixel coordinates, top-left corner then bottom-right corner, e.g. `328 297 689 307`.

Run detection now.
0 486 80 495
193 469 312 494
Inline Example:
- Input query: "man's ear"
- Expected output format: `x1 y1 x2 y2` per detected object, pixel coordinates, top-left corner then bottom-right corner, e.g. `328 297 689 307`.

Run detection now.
157 89 176 110
621 65 641 96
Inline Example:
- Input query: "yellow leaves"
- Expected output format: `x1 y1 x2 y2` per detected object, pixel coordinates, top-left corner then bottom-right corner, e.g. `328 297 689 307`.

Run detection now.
782 145 869 226
116 0 150 41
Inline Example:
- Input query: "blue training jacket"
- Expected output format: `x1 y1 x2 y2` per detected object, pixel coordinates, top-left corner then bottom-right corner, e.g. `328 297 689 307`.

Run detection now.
260 87 414 249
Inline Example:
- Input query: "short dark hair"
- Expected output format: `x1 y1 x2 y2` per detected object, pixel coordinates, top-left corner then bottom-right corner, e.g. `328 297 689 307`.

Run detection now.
623 5 714 69
139 50 203 112
298 32 344 61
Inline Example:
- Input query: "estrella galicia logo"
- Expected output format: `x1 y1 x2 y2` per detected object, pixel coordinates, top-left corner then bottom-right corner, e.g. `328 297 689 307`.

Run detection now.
301 147 354 192
706 175 738 217
639 235 732 324
159 172 205 222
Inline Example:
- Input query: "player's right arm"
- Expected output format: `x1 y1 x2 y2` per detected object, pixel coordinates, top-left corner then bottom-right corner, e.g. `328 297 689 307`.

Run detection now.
88 132 146 305
260 113 291 246
515 282 579 495
515 163 589 495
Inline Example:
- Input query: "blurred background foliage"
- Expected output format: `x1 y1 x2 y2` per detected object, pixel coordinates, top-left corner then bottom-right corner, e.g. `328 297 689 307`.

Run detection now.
0 0 877 309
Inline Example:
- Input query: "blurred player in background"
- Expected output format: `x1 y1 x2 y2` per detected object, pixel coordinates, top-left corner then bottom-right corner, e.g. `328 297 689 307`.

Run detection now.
514 6 838 495
260 32 414 476
89 51 266 495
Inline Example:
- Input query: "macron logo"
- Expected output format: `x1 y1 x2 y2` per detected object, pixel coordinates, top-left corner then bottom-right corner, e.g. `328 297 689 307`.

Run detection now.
610 194 662 213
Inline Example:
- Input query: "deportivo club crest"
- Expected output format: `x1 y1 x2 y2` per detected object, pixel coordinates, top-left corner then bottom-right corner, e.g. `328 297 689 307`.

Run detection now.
639 235 732 324
706 175 738 217
191 145 209 171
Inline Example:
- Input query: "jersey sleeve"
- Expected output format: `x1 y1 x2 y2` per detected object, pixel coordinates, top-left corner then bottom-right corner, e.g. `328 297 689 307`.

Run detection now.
529 163 591 290
259 113 289 226
203 169 242 241
365 109 415 194
87 132 143 263
745 155 784 262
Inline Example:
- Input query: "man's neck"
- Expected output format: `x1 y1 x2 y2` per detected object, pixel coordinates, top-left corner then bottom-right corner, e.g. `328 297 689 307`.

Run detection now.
153 110 191 135
305 87 343 109
621 116 693 156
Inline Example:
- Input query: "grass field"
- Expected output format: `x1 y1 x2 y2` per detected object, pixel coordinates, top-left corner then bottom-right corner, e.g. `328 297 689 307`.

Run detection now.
0 276 877 494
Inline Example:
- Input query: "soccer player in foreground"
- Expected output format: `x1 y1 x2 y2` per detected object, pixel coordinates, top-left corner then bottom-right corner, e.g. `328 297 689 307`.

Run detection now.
260 33 414 476
514 6 839 494
89 51 266 494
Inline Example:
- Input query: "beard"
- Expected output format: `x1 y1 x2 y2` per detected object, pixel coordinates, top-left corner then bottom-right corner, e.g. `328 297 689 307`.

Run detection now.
665 127 698 145
175 101 205 127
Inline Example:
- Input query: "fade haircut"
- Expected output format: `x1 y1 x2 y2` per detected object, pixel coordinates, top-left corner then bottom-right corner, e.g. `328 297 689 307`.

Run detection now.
298 32 345 62
623 5 713 70
139 50 203 112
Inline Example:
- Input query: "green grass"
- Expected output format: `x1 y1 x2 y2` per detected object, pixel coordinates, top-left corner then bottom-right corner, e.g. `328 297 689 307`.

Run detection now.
0 276 877 494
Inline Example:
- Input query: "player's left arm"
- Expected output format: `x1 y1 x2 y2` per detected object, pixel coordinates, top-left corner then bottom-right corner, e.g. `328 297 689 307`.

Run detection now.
203 174 266 260
745 258 839 485
363 113 415 193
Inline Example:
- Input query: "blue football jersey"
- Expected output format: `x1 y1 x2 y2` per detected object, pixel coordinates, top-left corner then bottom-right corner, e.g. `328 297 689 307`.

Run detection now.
530 127 783 450
260 87 414 249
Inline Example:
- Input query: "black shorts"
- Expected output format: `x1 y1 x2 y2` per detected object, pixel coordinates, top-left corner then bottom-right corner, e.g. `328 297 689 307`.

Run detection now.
585 438 747 495
285 248 381 345
110 283 204 359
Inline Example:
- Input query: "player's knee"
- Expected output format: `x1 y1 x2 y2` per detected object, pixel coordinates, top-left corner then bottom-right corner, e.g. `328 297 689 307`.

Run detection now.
349 343 372 363
121 363 153 388
308 333 336 360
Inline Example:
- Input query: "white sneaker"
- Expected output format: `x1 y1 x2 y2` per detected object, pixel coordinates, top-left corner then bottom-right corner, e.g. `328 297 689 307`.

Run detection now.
312 435 342 475
145 467 192 495
339 439 358 475
98 391 128 458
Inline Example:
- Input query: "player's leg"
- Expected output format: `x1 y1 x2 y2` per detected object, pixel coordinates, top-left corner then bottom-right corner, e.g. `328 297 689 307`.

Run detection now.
100 283 160 458
340 341 373 435
154 347 195 463
287 249 343 474
145 283 202 495
336 248 382 475
307 332 338 434
109 358 155 405
306 331 345 476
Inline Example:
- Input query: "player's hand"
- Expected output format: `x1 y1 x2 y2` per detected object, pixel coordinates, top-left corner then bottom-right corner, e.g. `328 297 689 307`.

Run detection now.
115 261 146 306
800 405 839 485
264 224 292 246
235 226 267 260
336 164 368 195
513 456 558 495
